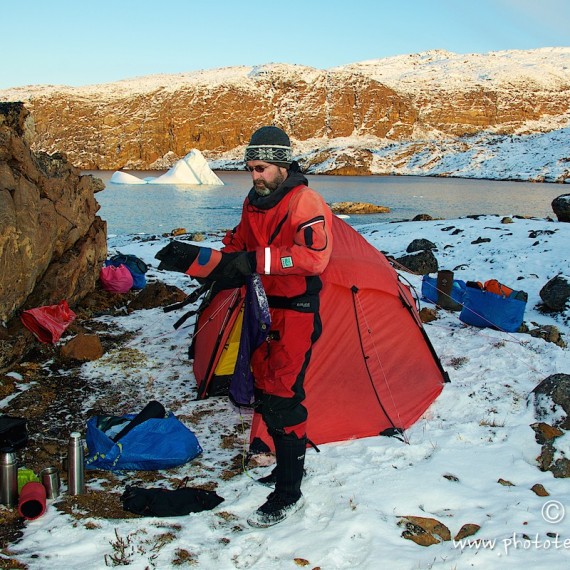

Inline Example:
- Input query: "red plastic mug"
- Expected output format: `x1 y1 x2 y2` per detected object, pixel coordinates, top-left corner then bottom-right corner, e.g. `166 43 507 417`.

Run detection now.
18 482 46 520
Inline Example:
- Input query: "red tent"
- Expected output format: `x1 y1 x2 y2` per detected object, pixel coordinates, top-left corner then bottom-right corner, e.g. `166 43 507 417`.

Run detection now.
192 217 447 448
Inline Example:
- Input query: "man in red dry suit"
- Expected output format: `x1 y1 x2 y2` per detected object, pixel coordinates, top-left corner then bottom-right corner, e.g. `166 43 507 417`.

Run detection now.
221 126 333 527
156 126 333 527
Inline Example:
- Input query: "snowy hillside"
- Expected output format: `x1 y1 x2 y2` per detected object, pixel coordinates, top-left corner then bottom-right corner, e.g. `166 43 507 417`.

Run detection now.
1 48 569 180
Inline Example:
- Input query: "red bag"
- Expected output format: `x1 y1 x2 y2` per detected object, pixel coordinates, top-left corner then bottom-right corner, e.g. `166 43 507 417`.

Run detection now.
20 300 77 344
100 264 133 293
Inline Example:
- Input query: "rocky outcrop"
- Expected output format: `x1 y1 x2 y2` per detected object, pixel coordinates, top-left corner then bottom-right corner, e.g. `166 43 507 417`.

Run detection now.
532 373 570 430
539 275 570 311
531 374 570 478
0 102 107 324
329 201 390 214
1 49 569 179
552 194 570 222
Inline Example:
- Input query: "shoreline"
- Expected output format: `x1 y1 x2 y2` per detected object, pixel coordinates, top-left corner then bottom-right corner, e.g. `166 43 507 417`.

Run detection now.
85 169 570 186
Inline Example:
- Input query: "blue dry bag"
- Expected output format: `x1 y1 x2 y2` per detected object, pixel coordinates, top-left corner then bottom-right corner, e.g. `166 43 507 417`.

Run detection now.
459 281 527 332
85 412 202 471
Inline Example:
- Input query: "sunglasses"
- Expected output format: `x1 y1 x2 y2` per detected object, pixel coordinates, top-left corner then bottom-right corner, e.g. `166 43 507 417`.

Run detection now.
246 164 273 173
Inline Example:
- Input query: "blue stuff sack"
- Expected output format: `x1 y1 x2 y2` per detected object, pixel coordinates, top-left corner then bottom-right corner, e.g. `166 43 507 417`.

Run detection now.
459 285 527 332
105 253 148 289
421 274 466 305
85 413 202 471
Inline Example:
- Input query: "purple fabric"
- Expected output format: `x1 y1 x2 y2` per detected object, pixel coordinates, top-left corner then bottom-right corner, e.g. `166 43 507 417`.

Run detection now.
229 274 271 406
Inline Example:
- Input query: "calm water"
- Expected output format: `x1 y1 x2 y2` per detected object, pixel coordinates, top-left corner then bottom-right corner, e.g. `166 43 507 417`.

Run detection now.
88 170 565 236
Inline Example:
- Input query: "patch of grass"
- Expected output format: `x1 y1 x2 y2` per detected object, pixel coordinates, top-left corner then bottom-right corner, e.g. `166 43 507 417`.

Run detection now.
448 356 469 369
172 548 198 566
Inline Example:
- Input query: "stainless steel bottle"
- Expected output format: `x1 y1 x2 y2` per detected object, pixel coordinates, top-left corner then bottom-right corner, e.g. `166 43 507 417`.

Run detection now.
67 432 85 495
0 451 18 507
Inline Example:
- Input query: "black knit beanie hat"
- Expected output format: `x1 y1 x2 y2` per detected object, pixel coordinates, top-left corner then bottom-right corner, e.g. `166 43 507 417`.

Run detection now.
244 126 293 168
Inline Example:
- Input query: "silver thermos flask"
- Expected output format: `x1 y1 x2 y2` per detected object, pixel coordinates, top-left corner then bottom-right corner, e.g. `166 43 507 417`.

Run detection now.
67 432 85 495
0 451 18 507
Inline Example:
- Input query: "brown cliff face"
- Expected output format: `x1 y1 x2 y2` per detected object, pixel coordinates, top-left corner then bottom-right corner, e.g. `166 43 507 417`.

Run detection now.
0 102 107 323
414 87 570 136
1 51 569 172
19 70 417 170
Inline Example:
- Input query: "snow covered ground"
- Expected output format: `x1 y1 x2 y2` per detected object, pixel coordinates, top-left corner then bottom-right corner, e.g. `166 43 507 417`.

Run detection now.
4 213 570 569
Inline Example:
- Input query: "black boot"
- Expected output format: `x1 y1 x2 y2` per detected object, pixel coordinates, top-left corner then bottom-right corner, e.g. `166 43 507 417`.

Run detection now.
437 270 462 311
248 433 306 527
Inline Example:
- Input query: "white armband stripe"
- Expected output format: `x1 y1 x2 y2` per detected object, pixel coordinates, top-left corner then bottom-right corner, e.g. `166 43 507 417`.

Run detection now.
264 247 271 274
299 219 324 229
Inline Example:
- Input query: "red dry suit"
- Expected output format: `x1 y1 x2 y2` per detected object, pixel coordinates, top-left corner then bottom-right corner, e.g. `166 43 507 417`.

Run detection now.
222 170 333 438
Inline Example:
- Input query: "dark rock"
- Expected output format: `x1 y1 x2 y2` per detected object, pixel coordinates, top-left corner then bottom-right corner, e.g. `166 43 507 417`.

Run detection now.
536 442 570 478
454 524 481 541
128 281 188 311
531 373 570 429
471 237 491 244
548 458 570 478
528 229 556 238
419 307 438 323
406 239 437 253
552 193 570 222
412 214 433 221
528 325 566 347
530 483 550 496
398 516 451 546
395 250 438 275
530 422 564 444
539 275 570 312
60 333 104 361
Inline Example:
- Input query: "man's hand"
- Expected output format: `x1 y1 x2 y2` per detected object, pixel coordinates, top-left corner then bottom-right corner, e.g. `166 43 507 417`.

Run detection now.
206 251 257 289
155 241 201 273
220 251 257 281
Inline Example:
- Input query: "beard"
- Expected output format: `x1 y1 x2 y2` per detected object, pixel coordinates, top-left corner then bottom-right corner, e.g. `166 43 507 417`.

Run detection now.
254 170 286 196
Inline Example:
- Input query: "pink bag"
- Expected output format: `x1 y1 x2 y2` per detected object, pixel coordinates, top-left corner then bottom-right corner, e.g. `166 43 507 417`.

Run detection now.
20 300 77 344
100 264 133 293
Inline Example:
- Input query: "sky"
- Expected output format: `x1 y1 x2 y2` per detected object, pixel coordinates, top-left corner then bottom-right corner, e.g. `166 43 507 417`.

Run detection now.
1 0 569 90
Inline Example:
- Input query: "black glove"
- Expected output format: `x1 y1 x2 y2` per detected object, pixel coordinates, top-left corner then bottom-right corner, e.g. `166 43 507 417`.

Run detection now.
200 251 256 291
219 251 257 283
155 241 201 273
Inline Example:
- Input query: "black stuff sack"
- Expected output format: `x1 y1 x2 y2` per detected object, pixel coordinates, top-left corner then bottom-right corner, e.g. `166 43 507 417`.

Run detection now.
121 484 224 517
0 415 28 452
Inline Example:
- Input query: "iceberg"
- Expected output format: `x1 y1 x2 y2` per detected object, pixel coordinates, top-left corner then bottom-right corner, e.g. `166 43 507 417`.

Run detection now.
110 171 147 184
110 149 224 185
